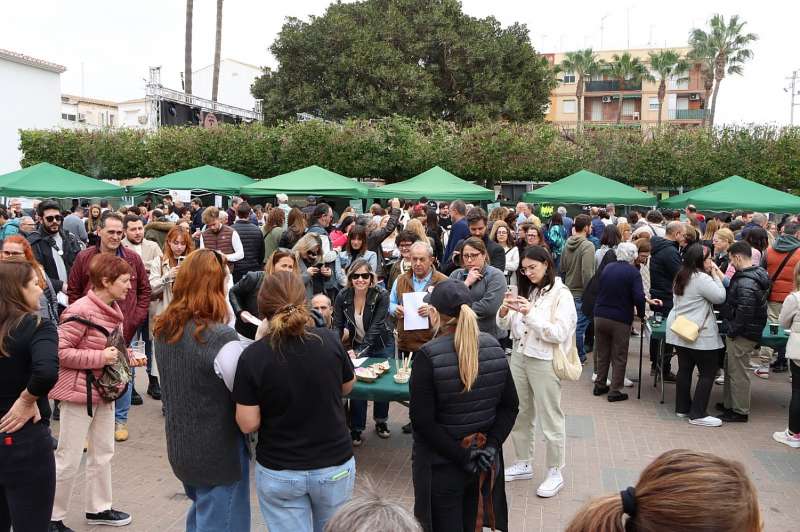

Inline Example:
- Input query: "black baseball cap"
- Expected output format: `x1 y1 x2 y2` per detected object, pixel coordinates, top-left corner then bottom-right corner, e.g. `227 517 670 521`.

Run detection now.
424 279 472 317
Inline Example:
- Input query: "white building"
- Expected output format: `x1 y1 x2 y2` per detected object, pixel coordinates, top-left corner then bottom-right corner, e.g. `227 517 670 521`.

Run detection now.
117 98 148 129
0 48 65 173
61 94 118 130
191 58 261 111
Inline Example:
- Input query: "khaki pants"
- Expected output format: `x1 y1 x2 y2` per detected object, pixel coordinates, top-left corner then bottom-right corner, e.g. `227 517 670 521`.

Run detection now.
759 302 784 365
509 350 565 469
52 400 115 521
724 336 758 415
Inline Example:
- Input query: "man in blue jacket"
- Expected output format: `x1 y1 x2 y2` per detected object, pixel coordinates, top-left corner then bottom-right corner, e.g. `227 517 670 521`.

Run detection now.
442 199 469 265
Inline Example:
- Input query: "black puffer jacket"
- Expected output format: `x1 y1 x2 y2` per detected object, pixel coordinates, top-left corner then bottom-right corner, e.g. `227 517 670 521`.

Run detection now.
649 236 681 309
723 266 770 341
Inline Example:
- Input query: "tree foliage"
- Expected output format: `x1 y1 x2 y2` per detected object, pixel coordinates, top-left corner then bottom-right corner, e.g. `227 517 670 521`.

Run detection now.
250 0 556 124
19 120 800 194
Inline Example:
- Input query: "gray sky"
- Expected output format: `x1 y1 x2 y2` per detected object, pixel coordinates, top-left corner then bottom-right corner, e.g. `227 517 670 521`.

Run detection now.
3 0 797 124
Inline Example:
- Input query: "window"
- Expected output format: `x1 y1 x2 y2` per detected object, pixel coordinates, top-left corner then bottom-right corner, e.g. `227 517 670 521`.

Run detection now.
562 99 577 114
62 113 76 121
109 114 115 126
562 71 576 84
649 97 660 110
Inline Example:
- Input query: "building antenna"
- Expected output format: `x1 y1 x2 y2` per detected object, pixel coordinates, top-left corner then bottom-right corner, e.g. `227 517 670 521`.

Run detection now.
600 14 610 49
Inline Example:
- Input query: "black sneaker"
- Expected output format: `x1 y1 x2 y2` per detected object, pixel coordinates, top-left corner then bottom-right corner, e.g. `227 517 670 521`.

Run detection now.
375 422 391 439
52 402 60 421
662 372 677 383
771 358 789 373
401 422 413 434
86 509 131 526
351 431 362 447
608 391 629 402
593 384 609 396
718 410 749 423
715 402 731 413
130 386 143 406
49 521 74 532
146 376 161 401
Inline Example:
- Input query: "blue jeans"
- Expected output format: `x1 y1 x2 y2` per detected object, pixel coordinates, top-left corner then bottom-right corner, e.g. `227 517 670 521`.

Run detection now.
349 339 393 433
574 296 589 363
184 440 250 532
114 375 132 424
255 456 355 532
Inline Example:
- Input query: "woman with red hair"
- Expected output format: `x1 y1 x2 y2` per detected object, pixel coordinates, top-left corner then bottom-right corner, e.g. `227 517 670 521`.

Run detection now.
1 235 58 321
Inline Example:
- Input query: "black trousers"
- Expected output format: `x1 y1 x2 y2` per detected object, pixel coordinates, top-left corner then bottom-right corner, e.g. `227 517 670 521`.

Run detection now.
430 462 480 532
0 422 55 532
675 346 719 419
790 361 800 434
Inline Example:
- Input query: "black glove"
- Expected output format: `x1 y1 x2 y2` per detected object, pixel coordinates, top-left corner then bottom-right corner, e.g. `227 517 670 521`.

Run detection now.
476 444 498 472
463 448 481 475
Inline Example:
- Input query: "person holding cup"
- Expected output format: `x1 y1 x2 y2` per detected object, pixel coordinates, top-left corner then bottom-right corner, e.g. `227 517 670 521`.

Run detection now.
49 254 134 530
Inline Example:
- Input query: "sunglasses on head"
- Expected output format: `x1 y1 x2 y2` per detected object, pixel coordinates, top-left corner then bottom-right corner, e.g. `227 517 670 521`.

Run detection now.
45 215 62 223
349 272 372 281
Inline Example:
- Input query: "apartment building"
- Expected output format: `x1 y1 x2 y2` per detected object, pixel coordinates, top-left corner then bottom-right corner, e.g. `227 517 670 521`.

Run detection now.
61 94 118 129
544 47 708 127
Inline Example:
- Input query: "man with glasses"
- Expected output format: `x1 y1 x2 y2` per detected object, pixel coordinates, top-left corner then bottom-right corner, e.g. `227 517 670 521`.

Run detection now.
28 200 83 308
67 211 151 443
385 231 420 294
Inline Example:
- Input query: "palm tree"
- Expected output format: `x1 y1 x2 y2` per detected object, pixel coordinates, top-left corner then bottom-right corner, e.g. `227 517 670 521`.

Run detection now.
689 14 758 127
648 50 689 127
184 0 193 95
605 53 651 124
211 0 224 103
559 49 601 132
687 46 715 127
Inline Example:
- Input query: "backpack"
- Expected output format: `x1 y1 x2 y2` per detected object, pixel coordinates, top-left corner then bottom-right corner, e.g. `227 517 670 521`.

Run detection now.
546 224 566 258
62 316 131 416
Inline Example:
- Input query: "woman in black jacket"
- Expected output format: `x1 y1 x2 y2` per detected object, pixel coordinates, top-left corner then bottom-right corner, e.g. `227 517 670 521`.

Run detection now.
334 259 392 446
0 259 60 531
410 279 518 532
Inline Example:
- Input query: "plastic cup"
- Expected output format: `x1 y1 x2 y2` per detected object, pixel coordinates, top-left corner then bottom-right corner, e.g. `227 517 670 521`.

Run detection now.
769 323 779 335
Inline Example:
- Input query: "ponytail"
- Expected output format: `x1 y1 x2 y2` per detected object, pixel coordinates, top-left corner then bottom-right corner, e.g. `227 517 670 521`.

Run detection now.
454 304 480 391
268 303 311 351
564 495 626 532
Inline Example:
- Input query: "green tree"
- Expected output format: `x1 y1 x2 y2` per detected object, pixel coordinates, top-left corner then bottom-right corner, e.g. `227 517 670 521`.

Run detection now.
687 44 715 127
647 50 689 127
604 52 651 124
690 14 757 127
250 0 555 124
559 49 601 133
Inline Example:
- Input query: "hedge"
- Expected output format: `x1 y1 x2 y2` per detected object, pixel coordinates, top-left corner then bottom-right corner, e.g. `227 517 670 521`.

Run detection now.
18 118 800 192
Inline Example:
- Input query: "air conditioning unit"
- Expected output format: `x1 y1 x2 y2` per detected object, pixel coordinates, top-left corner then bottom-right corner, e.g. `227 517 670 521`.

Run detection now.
602 95 613 104
689 93 701 101
78 113 86 122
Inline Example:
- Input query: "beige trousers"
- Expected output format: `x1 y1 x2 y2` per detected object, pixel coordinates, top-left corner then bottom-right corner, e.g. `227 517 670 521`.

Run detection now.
509 350 566 469
724 336 758 415
52 400 115 521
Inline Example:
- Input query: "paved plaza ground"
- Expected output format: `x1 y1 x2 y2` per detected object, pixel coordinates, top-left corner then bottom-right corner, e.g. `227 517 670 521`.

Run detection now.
54 336 800 531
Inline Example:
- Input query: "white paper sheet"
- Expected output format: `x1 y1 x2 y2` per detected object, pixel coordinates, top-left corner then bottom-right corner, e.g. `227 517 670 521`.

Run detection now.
242 313 263 326
352 357 368 367
403 291 429 331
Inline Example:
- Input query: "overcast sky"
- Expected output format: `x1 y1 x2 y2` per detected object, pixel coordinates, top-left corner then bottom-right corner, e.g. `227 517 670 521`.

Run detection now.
2 0 797 125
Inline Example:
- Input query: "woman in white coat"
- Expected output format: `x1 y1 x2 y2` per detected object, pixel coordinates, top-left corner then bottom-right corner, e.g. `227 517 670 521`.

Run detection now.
497 245 577 499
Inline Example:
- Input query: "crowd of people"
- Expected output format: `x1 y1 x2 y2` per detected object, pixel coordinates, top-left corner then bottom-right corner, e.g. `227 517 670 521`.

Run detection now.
0 191 795 531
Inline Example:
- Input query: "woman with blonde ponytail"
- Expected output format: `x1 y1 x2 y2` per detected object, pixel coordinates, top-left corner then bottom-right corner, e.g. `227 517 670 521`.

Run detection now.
233 271 357 532
566 449 762 532
410 279 519 532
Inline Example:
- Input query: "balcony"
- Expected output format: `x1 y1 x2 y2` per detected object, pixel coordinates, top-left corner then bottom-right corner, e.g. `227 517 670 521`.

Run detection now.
668 109 707 121
585 80 642 92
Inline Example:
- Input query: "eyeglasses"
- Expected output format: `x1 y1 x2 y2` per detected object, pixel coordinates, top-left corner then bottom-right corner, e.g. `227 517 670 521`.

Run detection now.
1 250 24 257
44 215 62 223
349 272 372 281
519 263 542 274
462 252 482 260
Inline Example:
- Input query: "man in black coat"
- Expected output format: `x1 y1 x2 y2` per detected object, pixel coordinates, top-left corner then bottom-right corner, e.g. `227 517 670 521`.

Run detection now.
719 241 769 423
648 221 686 378
27 200 83 300
230 202 264 284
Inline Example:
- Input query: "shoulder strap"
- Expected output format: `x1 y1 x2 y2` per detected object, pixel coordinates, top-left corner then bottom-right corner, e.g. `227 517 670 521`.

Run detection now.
62 315 110 337
770 247 799 285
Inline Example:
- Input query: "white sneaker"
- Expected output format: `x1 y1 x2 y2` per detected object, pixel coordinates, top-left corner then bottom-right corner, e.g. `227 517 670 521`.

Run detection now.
536 467 564 498
773 429 800 448
676 412 689 418
591 373 597 382
504 461 533 481
689 416 722 427
715 372 725 385
754 365 769 379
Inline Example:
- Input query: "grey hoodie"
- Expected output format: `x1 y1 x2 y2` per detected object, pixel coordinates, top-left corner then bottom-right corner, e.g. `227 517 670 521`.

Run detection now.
560 235 596 297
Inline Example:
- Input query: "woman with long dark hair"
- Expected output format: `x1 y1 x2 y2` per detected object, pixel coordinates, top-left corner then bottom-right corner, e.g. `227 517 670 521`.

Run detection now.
666 244 726 427
425 209 444 265
279 207 307 249
0 260 59 532
262 208 285 262
154 250 250 531
411 279 518 532
337 225 378 286
234 272 356 532
498 246 576 497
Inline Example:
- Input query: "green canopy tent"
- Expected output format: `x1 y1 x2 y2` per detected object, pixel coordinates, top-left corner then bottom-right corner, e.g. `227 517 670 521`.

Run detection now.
659 175 800 213
0 162 126 198
128 165 255 196
522 169 657 207
240 165 369 198
370 166 495 201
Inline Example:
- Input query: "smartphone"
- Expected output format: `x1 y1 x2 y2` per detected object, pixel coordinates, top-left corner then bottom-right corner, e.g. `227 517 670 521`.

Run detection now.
177 256 186 265
507 285 518 298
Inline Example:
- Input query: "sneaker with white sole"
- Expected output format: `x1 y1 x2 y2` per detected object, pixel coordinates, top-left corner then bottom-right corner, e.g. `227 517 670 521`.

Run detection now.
689 416 722 427
715 372 725 385
504 461 533 481
85 509 131 526
773 429 800 449
536 467 564 498
676 412 689 418
754 366 769 379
